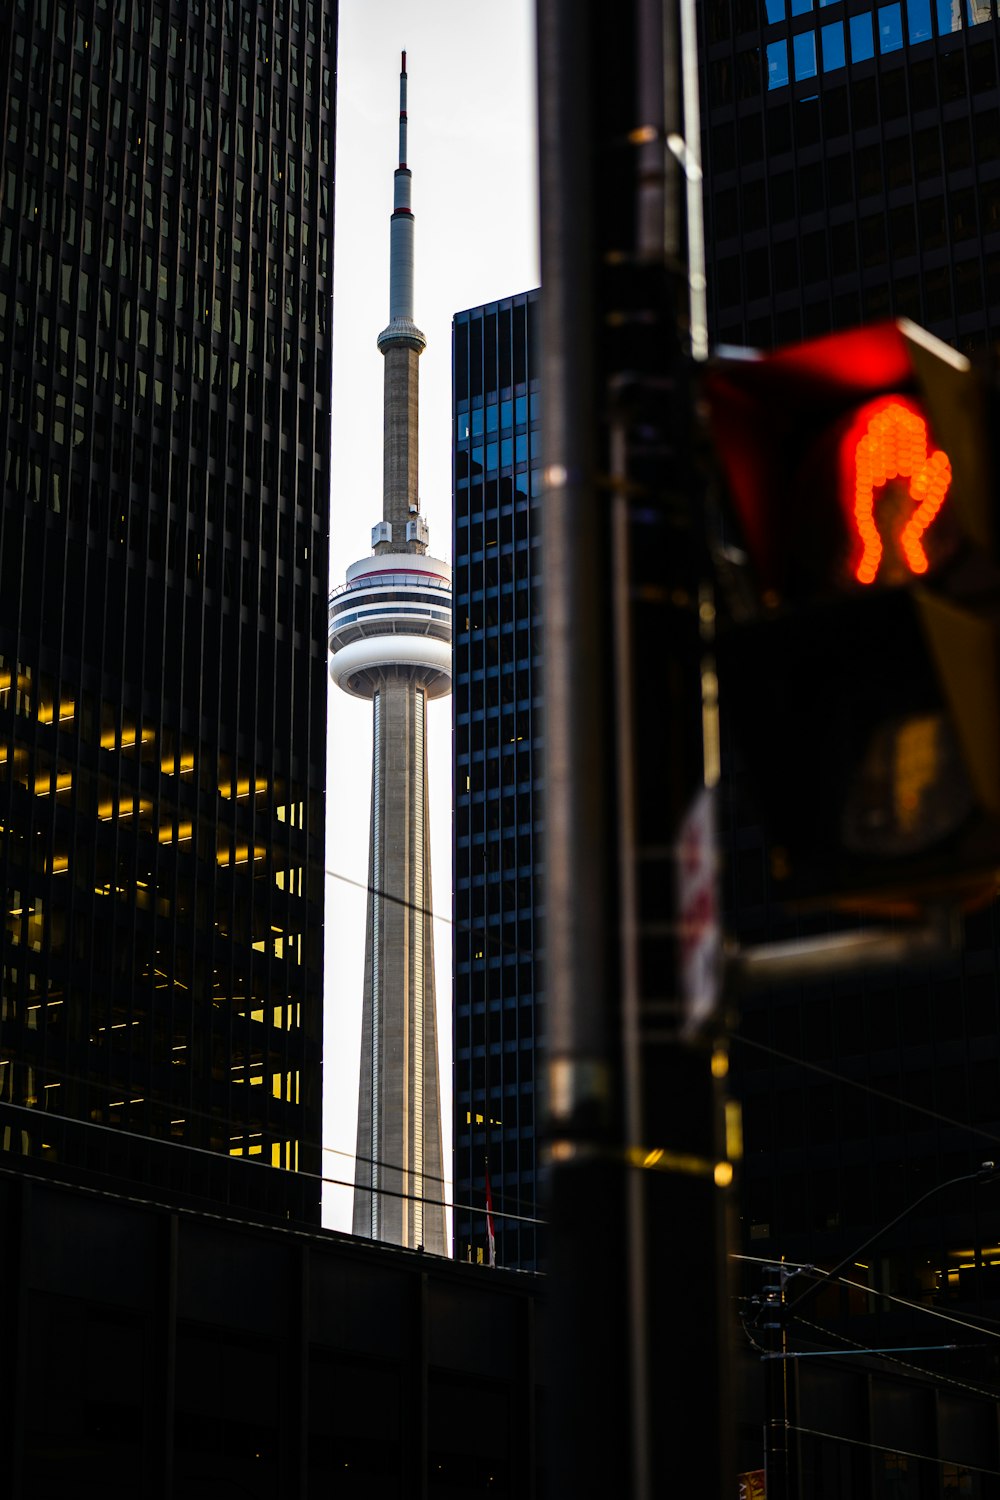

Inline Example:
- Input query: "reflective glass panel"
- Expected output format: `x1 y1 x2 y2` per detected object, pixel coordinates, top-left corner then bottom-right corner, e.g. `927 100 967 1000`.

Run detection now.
936 0 961 32
794 30 818 77
791 0 812 13
878 2 904 48
767 38 790 87
821 20 846 67
907 0 933 39
765 0 785 22
850 11 875 57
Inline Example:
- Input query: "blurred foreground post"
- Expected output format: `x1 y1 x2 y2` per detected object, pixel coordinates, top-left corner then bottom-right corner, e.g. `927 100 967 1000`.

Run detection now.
537 1 735 1496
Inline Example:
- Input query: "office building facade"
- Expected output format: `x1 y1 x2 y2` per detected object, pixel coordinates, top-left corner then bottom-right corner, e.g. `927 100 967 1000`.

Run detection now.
452 289 544 1270
0 0 335 1219
701 0 1000 355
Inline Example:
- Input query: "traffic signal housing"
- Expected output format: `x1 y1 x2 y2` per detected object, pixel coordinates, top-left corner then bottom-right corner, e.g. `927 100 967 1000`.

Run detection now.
704 319 1000 915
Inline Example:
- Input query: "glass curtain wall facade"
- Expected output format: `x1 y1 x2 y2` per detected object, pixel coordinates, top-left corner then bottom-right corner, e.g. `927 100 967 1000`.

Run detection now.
699 0 1000 1419
701 0 1000 353
452 291 544 1270
0 0 334 1221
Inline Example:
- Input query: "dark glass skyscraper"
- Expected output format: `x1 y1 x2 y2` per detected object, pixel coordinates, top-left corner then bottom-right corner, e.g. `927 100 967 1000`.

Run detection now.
701 0 1000 355
452 289 544 1270
0 0 335 1220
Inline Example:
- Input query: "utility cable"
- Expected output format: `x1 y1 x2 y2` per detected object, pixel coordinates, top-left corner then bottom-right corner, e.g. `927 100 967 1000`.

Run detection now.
325 862 540 963
733 1253 1000 1342
786 1423 1000 1479
0 1156 546 1276
2 1044 543 1221
789 1309 1000 1404
0 1096 546 1230
735 1272 1000 1401
730 1031 1000 1151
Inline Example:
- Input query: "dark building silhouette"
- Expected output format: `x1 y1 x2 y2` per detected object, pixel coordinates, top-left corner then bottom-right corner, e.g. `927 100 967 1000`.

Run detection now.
701 0 1000 355
452 290 544 1270
698 0 1000 1477
0 1166 541 1499
0 0 335 1219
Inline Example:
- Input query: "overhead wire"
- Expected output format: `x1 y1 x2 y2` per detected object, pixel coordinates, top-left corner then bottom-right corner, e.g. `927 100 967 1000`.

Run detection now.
0 1050 544 1224
0 1096 545 1231
0 853 544 1230
333 863 1000 1162
325 862 541 963
787 1424 1000 1479
14 863 1000 1248
733 1252 1000 1343
734 1254 1000 1407
730 1030 1000 1151
788 1308 1000 1404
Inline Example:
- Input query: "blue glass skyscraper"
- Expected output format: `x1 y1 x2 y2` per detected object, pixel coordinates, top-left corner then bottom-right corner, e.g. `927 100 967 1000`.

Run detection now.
452 289 544 1270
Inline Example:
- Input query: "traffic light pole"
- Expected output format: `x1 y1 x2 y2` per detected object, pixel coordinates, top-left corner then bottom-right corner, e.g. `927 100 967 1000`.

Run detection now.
539 3 733 1495
754 1165 999 1500
760 1264 796 1500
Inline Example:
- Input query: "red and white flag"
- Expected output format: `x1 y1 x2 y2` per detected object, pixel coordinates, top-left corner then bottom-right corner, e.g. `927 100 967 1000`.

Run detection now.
485 1166 497 1268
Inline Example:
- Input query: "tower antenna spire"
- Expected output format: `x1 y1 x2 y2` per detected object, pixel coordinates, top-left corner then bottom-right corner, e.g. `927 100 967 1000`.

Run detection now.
398 50 407 168
379 49 424 365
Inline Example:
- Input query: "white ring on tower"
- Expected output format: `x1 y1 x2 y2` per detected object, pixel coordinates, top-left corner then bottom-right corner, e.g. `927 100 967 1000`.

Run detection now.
328 554 453 701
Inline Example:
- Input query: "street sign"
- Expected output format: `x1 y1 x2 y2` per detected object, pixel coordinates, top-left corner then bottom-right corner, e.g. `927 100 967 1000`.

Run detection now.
677 784 722 1034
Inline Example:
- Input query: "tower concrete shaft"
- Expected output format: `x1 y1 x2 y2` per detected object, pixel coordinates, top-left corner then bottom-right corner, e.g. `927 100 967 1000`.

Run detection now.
329 53 449 1254
381 342 422 550
352 676 445 1252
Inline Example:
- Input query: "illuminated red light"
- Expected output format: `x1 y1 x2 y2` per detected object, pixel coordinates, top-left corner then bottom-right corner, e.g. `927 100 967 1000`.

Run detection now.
844 396 952 585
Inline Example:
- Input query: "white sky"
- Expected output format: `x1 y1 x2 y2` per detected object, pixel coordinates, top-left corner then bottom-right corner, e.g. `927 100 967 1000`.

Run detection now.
323 1 540 1238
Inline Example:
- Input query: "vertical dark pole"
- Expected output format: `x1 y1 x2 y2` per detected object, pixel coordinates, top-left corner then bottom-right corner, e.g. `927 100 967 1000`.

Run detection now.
762 1264 792 1500
538 1 734 1496
7 1179 29 1500
160 1213 179 1500
483 850 493 1264
537 0 630 1493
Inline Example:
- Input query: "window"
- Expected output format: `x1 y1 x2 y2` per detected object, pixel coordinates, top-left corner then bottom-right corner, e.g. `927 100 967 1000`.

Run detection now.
908 0 933 39
850 12 875 60
831 222 857 272
767 39 789 88
793 31 817 79
877 2 903 51
918 196 947 250
821 20 845 69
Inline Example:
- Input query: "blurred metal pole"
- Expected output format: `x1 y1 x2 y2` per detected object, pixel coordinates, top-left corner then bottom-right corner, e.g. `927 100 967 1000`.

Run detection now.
537 0 629 1493
538 1 734 1495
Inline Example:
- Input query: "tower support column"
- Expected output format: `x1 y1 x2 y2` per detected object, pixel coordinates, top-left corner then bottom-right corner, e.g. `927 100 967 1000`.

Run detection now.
352 675 446 1254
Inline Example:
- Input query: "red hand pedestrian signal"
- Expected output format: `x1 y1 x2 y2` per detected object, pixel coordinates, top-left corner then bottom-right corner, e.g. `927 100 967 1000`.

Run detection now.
704 319 1000 912
845 396 952 586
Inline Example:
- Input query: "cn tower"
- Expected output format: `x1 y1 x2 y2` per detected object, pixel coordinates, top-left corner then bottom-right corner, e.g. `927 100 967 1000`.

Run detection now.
328 54 449 1254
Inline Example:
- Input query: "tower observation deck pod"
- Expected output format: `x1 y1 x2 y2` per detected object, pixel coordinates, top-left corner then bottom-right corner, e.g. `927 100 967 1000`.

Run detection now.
328 55 449 1256
328 553 452 701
